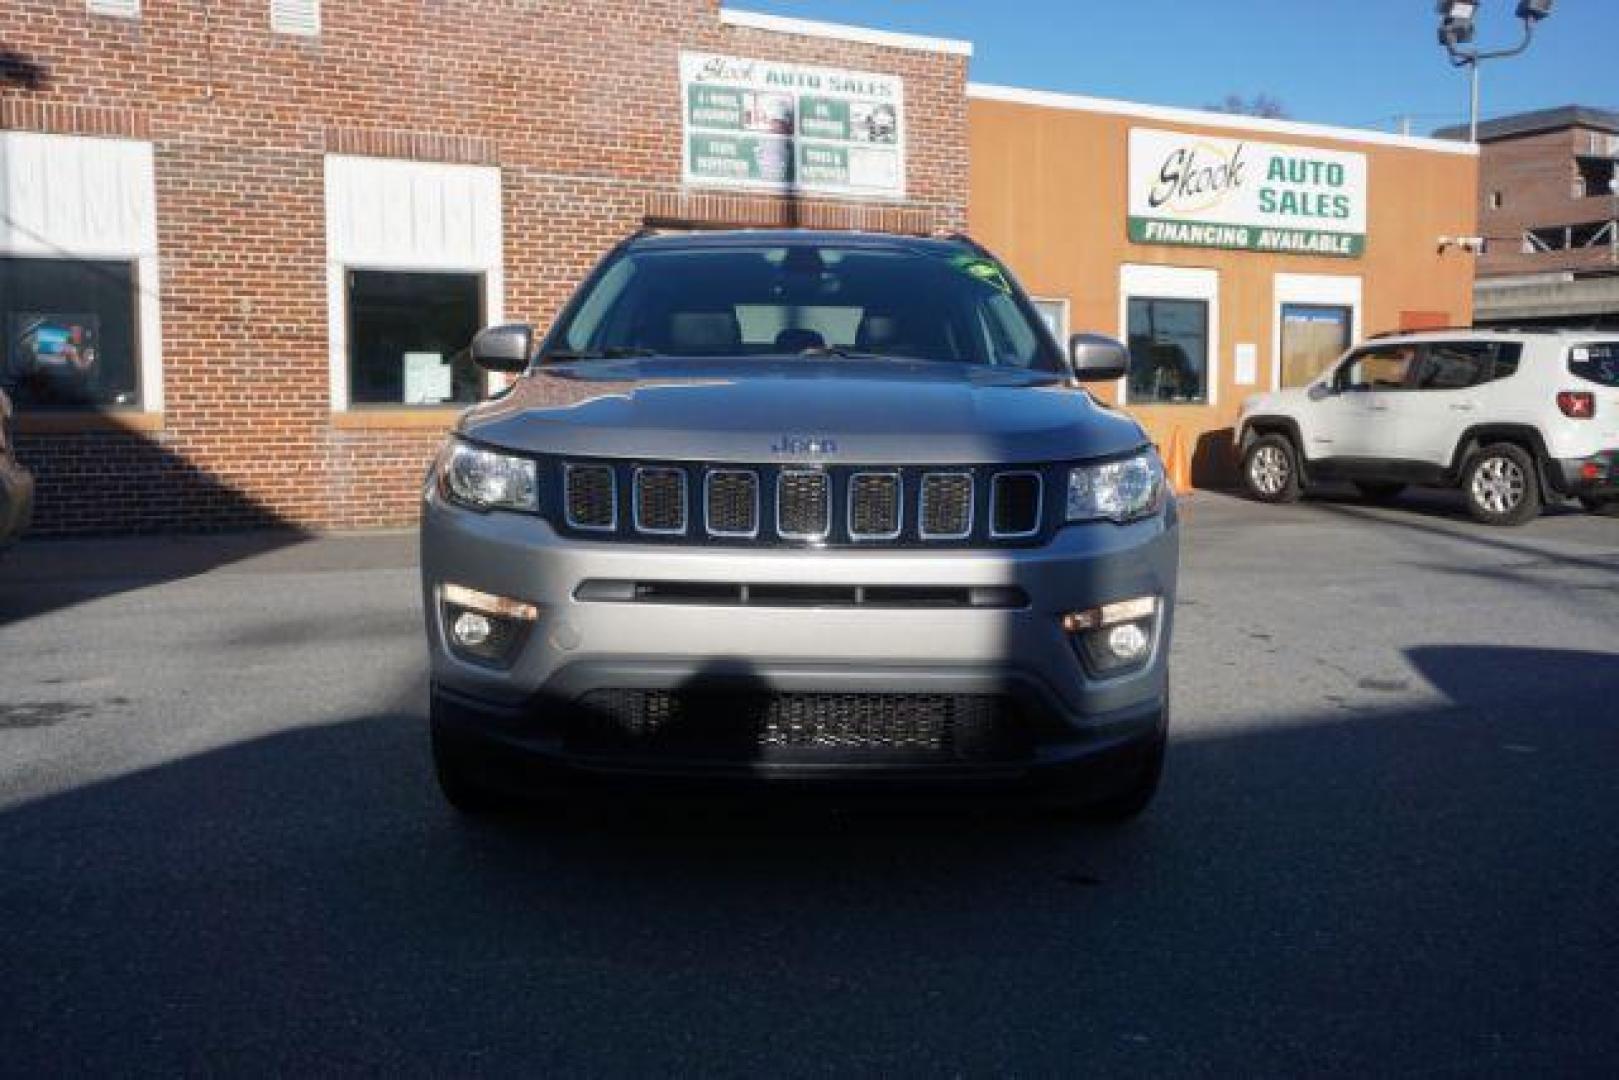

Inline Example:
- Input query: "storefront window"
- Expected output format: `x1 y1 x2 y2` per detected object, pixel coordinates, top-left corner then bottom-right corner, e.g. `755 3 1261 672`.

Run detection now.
347 270 484 406
1280 303 1352 388
1126 297 1208 404
1 257 141 410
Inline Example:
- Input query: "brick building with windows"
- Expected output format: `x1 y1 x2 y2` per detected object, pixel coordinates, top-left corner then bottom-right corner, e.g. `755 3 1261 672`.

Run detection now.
1436 106 1619 328
2 1 1476 533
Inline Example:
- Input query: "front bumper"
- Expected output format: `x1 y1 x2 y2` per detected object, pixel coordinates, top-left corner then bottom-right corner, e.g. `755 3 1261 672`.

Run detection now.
421 488 1178 789
1547 450 1619 499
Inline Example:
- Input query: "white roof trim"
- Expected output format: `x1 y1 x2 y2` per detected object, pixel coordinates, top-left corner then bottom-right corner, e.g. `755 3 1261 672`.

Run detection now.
968 83 1478 156
719 8 973 57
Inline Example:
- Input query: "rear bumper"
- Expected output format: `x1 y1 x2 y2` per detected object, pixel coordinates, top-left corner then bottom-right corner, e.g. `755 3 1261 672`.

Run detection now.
1547 450 1619 499
0 458 34 548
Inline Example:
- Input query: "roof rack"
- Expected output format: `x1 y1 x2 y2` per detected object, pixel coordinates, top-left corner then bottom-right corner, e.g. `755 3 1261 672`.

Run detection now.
1367 325 1566 339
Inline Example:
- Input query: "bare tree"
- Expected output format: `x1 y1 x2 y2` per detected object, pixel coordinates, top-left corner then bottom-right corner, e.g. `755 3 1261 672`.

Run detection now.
1205 92 1289 120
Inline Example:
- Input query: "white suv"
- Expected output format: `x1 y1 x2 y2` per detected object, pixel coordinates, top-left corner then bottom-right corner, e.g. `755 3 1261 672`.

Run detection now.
1235 329 1619 526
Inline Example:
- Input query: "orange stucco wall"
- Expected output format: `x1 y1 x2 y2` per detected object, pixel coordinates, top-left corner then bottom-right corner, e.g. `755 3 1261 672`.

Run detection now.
969 95 1479 484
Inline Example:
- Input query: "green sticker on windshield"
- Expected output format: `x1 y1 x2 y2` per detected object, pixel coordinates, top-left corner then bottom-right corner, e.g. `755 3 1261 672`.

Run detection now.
952 254 1012 294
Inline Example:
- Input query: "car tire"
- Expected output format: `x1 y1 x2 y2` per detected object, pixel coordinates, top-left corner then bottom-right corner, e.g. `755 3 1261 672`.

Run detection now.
1242 434 1302 504
1354 480 1406 503
1462 443 1542 526
430 720 516 816
1579 496 1619 517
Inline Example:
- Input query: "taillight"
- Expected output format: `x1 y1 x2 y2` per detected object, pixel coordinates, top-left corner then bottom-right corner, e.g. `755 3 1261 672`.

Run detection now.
1557 391 1595 418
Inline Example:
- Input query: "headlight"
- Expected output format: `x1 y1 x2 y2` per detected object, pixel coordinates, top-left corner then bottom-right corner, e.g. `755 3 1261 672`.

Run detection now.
440 439 539 512
1066 451 1165 524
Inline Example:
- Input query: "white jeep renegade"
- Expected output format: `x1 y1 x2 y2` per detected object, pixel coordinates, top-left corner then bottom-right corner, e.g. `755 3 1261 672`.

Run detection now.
1235 329 1619 526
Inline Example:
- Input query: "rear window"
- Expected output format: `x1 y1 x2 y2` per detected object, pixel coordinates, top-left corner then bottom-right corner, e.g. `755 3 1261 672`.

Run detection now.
1569 343 1619 388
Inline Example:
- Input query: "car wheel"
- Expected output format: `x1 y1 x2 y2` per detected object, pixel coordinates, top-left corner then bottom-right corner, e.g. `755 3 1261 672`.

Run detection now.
1463 443 1541 526
1242 434 1302 504
430 719 516 816
1354 480 1406 503
1579 496 1619 517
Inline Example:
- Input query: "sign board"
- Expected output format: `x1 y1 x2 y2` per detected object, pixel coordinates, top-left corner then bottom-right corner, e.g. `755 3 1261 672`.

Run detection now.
1128 128 1368 258
403 351 452 404
680 52 905 199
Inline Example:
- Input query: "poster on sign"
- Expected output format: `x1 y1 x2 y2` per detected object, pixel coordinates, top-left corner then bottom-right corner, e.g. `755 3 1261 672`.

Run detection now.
681 52 906 199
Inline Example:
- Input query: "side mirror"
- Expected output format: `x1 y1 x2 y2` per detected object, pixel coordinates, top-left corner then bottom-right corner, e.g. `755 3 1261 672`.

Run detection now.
1068 333 1130 383
1307 382 1335 401
469 324 535 373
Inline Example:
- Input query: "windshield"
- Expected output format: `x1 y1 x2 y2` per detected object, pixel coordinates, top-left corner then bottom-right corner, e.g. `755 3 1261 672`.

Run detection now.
546 243 1063 370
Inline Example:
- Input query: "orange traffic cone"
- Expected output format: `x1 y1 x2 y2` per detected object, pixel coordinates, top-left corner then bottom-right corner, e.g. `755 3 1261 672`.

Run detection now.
1164 428 1193 494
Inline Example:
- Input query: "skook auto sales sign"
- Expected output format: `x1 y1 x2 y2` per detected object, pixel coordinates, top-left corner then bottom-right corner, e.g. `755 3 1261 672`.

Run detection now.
1128 128 1368 258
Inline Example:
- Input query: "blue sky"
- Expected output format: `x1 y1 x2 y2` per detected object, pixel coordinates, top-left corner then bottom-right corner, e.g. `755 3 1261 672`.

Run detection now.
734 0 1614 135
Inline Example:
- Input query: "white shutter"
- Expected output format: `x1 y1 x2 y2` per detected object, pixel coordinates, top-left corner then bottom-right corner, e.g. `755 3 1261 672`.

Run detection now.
270 0 320 36
87 0 141 17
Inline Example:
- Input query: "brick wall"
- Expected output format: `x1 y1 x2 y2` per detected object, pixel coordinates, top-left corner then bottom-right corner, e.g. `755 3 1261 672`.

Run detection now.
1 0 970 533
1476 126 1619 278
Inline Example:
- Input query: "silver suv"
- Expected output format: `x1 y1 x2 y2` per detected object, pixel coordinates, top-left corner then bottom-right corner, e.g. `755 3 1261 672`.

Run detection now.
420 231 1178 819
1237 328 1619 525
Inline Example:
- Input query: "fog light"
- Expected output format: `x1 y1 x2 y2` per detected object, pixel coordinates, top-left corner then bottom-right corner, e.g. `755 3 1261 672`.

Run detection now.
1106 622 1151 662
1063 596 1159 677
439 584 538 667
452 610 493 648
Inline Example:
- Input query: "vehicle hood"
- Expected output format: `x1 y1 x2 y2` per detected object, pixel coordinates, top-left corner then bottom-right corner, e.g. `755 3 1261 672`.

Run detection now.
459 358 1149 465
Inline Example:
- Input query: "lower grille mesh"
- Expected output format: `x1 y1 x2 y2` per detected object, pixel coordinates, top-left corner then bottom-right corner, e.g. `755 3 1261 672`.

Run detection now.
570 690 1027 761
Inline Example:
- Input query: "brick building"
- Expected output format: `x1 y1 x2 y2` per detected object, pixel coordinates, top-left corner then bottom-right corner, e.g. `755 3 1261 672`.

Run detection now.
1436 106 1619 327
2 2 1475 533
2 2 969 533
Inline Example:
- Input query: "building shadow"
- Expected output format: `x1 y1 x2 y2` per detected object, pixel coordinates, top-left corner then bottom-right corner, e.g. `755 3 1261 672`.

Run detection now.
1191 427 1236 489
1 644 1615 1072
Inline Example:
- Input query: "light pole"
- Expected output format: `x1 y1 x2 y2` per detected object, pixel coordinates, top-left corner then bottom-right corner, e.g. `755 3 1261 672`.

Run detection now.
1437 1 1555 143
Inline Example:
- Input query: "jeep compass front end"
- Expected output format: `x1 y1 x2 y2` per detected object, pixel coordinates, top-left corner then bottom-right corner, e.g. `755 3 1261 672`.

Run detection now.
421 231 1179 819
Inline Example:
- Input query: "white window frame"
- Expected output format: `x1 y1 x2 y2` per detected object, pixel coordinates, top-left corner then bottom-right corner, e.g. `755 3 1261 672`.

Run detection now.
0 132 163 413
323 155 504 411
1272 273 1363 391
1118 264 1219 408
1028 296 1070 345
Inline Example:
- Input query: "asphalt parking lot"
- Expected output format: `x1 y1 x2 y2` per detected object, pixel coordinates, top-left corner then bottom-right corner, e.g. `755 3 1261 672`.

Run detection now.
2 489 1616 1075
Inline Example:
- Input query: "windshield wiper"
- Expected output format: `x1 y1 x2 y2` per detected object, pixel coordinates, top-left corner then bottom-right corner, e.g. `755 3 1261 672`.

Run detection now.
541 347 659 362
798 347 884 360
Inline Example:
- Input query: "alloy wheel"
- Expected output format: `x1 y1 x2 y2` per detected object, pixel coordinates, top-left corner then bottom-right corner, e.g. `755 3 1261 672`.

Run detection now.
1471 456 1526 515
1250 446 1290 496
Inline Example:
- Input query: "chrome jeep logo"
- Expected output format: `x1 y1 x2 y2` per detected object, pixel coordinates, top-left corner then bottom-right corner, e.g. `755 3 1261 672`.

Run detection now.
770 435 838 456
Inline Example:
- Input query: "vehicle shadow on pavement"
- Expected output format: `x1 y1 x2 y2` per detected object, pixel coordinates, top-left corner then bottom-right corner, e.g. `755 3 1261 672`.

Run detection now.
1 645 1616 1073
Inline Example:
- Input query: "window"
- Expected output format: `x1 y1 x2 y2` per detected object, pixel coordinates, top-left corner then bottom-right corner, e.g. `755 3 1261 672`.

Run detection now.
1029 298 1070 342
1569 343 1619 388
1489 191 1504 210
1126 297 1208 404
1414 342 1523 390
1336 345 1417 392
347 271 484 406
1279 303 1352 389
550 243 1063 370
1 258 141 410
271 0 319 35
